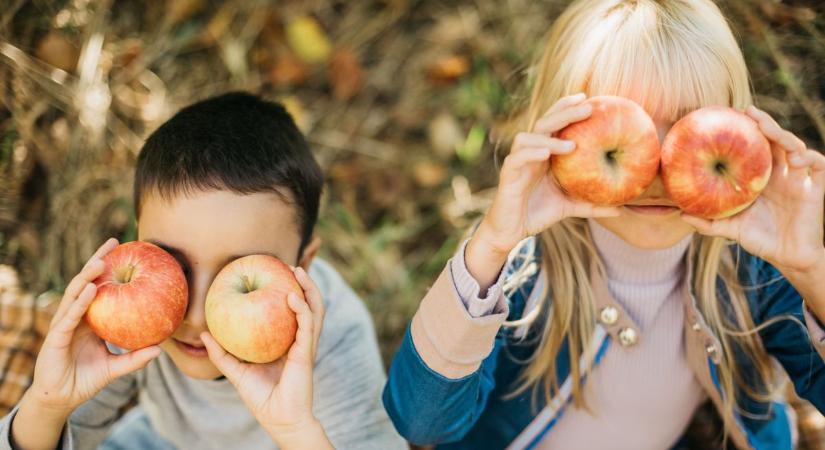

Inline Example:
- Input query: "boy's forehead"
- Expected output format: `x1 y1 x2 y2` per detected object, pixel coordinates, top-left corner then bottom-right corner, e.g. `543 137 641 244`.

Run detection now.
136 189 302 264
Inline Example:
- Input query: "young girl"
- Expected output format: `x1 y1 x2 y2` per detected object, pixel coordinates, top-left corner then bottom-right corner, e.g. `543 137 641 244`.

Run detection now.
382 1 825 449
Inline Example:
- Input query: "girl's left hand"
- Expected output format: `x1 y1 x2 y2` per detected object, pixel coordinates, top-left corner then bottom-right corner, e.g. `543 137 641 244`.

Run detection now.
681 106 825 274
201 266 332 449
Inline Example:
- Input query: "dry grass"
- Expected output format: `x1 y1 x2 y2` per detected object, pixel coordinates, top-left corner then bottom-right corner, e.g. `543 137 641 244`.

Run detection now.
0 0 823 367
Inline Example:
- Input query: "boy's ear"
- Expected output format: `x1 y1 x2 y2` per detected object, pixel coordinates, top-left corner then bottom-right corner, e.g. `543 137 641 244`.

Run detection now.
297 236 321 271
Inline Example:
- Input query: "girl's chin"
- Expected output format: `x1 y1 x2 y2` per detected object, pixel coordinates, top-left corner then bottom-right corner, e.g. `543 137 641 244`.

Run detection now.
594 214 695 249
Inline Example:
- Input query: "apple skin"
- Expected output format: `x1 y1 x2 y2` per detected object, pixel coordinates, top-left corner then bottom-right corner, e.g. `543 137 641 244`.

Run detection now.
551 95 661 206
86 241 188 350
205 255 301 364
661 106 772 219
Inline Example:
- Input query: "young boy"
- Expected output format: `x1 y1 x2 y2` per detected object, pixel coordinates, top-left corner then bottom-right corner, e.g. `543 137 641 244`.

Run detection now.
0 93 406 450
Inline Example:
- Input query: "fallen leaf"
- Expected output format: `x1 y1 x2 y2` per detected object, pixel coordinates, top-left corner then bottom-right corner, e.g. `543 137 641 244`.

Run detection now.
427 112 465 160
286 16 332 64
413 161 447 187
428 55 470 85
456 125 486 163
278 95 312 133
165 0 204 27
35 31 79 72
269 53 310 87
329 48 364 101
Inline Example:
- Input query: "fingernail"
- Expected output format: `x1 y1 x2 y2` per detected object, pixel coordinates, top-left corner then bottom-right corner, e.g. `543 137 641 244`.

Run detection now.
562 140 576 151
789 154 803 165
581 103 592 113
573 92 586 99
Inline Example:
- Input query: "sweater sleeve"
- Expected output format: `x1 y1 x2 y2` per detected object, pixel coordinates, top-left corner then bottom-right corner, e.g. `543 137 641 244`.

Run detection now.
450 239 508 318
308 261 406 450
754 259 825 414
382 244 511 445
0 373 137 450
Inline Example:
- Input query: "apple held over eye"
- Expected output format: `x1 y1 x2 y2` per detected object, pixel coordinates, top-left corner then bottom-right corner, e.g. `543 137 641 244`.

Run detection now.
205 255 301 364
551 95 661 206
661 106 772 219
86 241 188 350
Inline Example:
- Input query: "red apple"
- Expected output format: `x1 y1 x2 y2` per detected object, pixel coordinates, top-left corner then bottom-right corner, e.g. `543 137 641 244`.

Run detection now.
661 106 772 219
551 95 661 205
205 255 301 364
86 241 188 350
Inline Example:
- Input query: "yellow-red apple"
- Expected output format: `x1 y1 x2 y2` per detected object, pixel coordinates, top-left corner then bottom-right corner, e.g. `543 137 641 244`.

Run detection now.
661 106 772 219
86 241 188 350
551 96 661 205
205 255 301 364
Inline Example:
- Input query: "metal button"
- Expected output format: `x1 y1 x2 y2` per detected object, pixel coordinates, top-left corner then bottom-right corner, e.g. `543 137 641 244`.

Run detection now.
691 322 701 332
706 345 718 356
599 306 619 325
618 328 638 347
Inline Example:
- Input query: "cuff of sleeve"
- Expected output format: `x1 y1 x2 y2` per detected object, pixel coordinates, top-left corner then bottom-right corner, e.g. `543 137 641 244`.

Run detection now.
410 264 508 379
0 404 73 450
450 239 508 318
804 306 825 350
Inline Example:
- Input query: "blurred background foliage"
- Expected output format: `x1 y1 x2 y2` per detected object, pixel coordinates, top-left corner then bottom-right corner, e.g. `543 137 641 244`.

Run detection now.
0 0 824 370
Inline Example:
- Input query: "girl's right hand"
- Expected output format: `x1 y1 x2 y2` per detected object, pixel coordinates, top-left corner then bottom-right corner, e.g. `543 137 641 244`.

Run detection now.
25 238 161 415
466 93 621 287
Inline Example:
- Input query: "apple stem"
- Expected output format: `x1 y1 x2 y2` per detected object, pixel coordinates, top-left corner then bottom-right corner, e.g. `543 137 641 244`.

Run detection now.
114 264 136 284
242 275 255 293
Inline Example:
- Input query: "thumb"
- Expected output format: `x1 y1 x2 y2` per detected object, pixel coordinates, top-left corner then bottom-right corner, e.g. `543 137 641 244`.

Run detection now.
201 331 245 385
107 345 162 379
681 214 738 241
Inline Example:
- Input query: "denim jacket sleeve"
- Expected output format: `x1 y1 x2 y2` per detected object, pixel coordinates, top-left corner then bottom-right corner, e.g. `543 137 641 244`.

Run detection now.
382 238 541 445
748 254 825 413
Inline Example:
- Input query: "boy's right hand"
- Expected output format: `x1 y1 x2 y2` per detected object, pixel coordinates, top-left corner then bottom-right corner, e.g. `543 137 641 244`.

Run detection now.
21 238 161 417
466 93 621 288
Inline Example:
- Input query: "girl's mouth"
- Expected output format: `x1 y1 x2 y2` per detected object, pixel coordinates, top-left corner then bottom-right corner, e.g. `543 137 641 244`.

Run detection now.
623 204 681 216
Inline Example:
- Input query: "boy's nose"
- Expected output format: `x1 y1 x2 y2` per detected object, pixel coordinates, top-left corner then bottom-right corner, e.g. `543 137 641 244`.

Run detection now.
182 273 211 330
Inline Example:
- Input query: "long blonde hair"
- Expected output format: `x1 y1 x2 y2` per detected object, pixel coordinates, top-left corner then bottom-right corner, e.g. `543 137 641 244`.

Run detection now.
508 0 782 438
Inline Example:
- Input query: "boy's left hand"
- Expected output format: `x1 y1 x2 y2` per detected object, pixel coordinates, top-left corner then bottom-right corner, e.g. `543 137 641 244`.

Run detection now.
201 266 331 449
681 106 825 275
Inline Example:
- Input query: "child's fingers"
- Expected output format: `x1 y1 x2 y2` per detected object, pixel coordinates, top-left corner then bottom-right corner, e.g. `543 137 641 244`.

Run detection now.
543 92 587 116
788 149 825 173
502 147 553 174
200 331 245 386
292 267 322 312
562 201 622 220
49 283 98 345
83 238 119 270
107 346 161 379
533 102 592 135
286 293 315 366
680 214 738 241
746 106 806 154
511 133 576 155
292 268 324 347
53 260 104 326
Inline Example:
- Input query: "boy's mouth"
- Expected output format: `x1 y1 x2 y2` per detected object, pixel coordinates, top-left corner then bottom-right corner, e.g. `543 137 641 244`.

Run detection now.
174 338 209 357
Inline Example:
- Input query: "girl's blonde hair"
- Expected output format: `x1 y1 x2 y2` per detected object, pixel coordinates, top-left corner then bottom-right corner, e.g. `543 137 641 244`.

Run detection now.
508 0 782 439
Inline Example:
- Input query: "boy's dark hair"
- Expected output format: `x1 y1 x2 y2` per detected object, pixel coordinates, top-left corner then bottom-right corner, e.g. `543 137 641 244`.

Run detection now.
134 92 323 252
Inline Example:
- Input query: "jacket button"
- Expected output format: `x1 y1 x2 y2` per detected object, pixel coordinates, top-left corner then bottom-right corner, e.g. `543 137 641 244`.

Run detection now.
599 306 619 325
618 328 638 347
706 345 718 356
691 322 701 332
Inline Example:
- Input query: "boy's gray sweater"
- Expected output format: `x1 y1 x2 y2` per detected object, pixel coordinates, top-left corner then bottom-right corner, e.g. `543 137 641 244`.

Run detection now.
0 259 406 450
